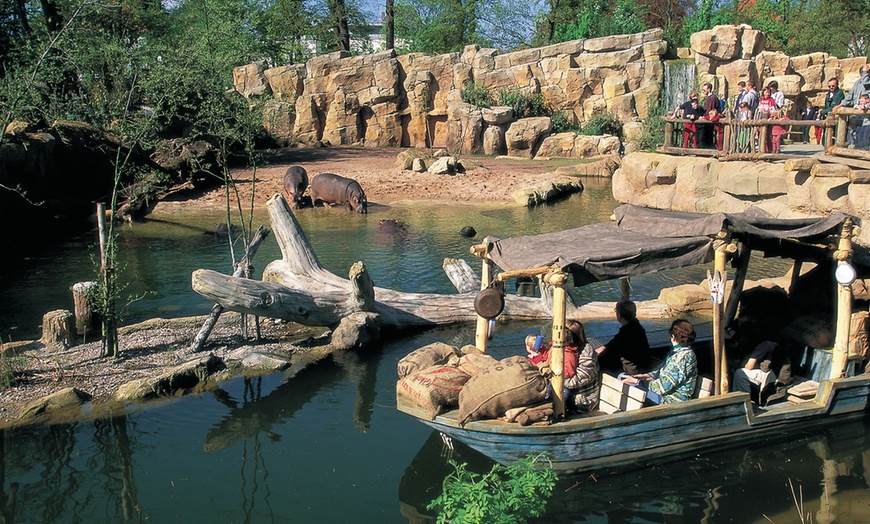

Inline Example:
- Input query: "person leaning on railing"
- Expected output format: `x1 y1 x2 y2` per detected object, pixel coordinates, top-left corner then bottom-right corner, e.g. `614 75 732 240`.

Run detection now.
833 65 870 148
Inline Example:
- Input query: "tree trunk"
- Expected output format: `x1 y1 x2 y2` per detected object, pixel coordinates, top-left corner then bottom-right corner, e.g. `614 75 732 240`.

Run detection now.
41 310 74 349
385 0 394 50
72 281 97 336
38 0 63 34
13 0 32 37
191 195 671 328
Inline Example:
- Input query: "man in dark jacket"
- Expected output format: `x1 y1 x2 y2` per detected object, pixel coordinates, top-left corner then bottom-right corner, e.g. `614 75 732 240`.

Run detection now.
595 299 651 375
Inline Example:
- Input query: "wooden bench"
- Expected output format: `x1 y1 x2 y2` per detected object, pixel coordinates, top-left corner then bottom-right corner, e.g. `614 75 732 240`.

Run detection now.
599 373 646 414
693 376 714 399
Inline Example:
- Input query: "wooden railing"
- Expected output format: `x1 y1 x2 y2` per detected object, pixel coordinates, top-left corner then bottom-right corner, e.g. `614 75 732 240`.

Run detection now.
660 106 870 161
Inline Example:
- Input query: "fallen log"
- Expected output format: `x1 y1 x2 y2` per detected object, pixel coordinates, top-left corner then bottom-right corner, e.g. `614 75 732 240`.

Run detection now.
191 194 672 328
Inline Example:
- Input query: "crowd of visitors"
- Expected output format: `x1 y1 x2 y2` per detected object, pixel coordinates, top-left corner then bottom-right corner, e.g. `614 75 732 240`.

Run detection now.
675 68 870 152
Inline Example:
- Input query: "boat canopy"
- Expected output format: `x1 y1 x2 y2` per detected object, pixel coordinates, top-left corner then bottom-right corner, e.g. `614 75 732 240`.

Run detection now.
487 205 868 287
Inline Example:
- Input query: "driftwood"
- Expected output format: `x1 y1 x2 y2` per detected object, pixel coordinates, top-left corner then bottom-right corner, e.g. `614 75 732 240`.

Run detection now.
189 225 271 352
191 195 671 328
442 258 480 293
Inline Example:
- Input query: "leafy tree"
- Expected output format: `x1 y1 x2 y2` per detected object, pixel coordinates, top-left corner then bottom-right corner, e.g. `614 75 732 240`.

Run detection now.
678 0 735 46
394 0 484 53
538 0 650 44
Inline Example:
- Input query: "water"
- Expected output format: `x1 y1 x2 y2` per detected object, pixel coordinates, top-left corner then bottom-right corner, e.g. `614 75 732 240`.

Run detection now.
1 180 863 523
663 59 696 116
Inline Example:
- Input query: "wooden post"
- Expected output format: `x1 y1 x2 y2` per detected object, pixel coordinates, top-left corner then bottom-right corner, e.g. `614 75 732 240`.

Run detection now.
664 121 674 148
472 243 493 353
619 277 630 301
96 202 118 358
712 233 732 395
835 116 848 147
545 270 568 419
723 122 732 154
723 243 750 328
71 281 97 337
41 309 74 349
830 219 854 379
759 126 769 154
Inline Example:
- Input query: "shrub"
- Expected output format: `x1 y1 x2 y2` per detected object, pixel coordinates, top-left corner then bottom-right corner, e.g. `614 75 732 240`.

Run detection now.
581 112 622 137
428 454 558 524
638 97 666 151
461 82 493 108
550 111 580 133
497 88 548 119
0 352 24 389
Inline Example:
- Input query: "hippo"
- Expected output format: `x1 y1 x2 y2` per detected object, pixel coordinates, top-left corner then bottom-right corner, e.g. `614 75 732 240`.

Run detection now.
282 166 309 209
309 173 367 213
377 219 407 235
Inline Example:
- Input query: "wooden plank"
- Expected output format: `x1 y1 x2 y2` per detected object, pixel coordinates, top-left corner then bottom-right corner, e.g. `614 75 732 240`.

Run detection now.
817 153 870 170
850 169 870 184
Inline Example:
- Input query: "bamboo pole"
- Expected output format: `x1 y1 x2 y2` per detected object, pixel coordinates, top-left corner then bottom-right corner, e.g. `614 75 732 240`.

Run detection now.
545 270 568 419
472 242 493 353
830 219 854 379
96 202 118 358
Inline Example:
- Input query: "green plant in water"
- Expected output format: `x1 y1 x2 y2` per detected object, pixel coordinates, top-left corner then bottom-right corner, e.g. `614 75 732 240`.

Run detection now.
581 111 623 137
460 81 493 108
427 453 558 524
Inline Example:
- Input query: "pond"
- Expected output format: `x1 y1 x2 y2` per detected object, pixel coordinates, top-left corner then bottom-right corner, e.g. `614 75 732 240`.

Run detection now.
1 180 867 523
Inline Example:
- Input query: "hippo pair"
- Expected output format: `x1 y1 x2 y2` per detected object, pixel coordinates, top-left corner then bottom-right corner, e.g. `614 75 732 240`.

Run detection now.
282 167 367 213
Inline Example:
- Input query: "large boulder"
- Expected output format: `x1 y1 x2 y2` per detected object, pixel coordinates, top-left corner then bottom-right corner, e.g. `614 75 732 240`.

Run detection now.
505 117 552 158
233 61 271 98
690 25 743 61
331 312 381 350
264 64 305 103
114 355 224 403
17 387 90 422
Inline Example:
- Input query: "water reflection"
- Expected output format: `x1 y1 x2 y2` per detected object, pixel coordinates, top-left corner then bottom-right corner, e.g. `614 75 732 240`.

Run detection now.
399 418 870 523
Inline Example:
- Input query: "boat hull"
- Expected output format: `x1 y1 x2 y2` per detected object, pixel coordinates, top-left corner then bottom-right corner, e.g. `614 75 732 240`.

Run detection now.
397 375 870 473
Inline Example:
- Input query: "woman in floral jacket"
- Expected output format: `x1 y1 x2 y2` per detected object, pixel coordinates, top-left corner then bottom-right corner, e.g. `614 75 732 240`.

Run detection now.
620 319 698 404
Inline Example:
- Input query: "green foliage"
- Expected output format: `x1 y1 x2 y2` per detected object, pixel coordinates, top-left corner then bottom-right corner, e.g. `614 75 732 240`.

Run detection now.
0 352 25 389
461 82 494 108
550 110 579 133
581 112 622 137
428 454 558 524
639 95 666 151
677 0 735 47
546 0 649 43
497 88 548 119
394 0 485 54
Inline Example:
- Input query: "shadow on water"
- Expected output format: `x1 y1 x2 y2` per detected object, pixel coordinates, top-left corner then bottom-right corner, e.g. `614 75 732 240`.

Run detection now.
399 417 870 523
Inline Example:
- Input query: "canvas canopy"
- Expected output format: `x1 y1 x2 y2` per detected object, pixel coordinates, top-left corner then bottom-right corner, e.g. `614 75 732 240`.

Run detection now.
487 205 867 287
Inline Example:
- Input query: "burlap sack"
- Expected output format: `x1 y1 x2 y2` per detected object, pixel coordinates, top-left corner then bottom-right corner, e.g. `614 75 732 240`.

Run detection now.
396 365 471 419
455 353 497 377
780 315 834 349
458 356 548 426
397 342 460 378
849 311 869 359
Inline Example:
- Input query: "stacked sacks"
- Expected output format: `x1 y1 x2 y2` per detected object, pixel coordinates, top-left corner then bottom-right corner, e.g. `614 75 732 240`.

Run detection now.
397 342 472 419
397 343 548 423
458 356 549 426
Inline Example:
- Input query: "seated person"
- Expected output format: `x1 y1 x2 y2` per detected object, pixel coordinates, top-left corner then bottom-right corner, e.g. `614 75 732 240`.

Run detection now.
565 320 600 414
595 299 651 375
732 340 792 405
620 319 698 404
532 322 600 414
525 333 544 361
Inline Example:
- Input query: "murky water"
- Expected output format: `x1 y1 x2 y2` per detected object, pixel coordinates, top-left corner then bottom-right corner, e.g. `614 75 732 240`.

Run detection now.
2 179 863 523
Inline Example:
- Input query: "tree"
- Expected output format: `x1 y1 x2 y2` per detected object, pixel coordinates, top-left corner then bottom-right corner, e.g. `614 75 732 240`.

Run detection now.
385 0 394 49
394 0 483 53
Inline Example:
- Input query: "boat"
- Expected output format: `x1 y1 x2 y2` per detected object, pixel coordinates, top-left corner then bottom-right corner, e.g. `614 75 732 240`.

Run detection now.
397 204 870 473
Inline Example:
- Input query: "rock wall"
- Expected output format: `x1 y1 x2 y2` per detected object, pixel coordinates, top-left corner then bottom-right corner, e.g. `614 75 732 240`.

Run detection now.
689 25 868 116
613 152 870 248
235 29 667 156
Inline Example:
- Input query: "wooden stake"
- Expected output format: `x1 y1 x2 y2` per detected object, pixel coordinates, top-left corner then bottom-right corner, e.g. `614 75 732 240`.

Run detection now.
72 281 97 337
474 248 493 353
712 233 730 395
830 219 854 379
545 271 568 419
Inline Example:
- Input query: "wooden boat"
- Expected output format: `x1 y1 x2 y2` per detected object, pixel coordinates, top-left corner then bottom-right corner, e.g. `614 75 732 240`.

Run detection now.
397 205 870 473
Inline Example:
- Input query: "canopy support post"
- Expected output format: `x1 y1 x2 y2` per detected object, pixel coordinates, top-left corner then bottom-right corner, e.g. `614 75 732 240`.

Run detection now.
619 277 631 301
544 270 568 419
723 241 750 328
472 242 493 353
830 219 855 379
712 232 734 395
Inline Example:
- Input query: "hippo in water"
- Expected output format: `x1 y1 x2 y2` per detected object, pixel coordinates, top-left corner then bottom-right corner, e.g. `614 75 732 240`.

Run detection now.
377 219 407 235
282 166 309 209
309 173 367 213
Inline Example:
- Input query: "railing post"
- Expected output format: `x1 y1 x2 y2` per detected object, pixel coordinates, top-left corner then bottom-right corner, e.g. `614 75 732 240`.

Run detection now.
664 121 674 148
836 115 848 147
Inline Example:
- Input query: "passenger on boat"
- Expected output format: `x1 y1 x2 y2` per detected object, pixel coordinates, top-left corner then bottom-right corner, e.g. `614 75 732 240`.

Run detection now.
619 319 698 404
525 334 544 360
732 340 792 405
530 322 601 414
594 299 651 375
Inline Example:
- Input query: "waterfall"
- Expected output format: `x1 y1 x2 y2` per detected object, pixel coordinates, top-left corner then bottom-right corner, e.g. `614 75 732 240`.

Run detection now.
663 60 696 115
